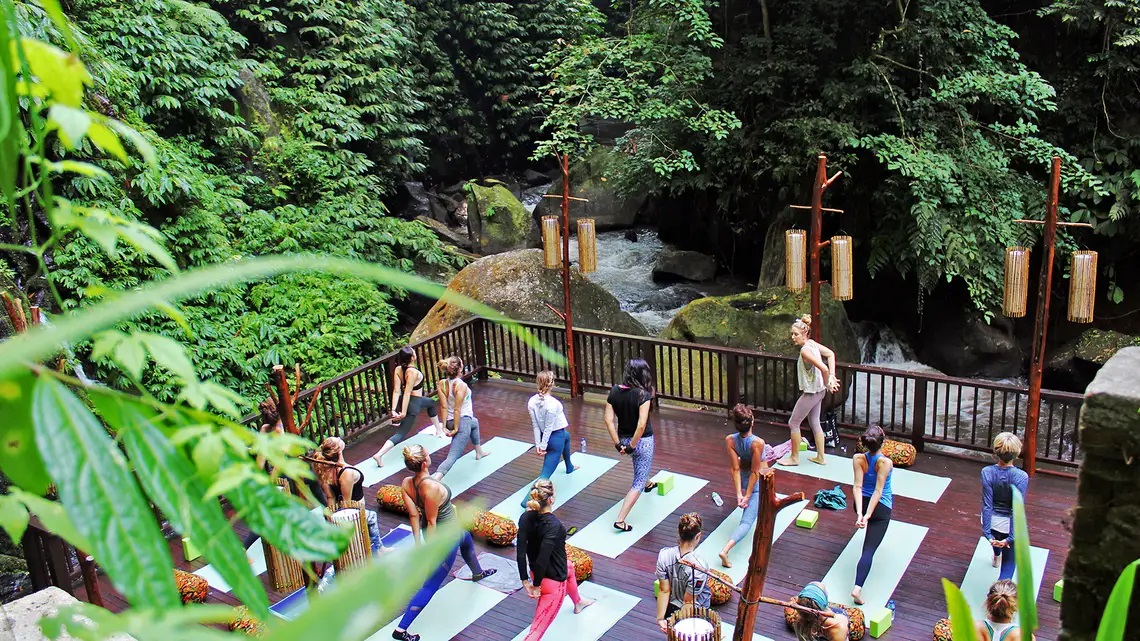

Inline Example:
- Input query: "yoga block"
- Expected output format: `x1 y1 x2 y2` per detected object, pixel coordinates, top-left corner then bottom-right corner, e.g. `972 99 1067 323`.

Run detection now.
1054 579 1063 602
654 579 661 597
868 607 892 638
799 441 810 451
182 536 201 562
655 472 675 496
795 509 819 528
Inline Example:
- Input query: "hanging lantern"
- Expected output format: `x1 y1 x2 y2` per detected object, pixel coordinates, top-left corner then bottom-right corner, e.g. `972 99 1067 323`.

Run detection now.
578 218 597 274
1068 250 1097 323
830 235 854 301
1002 247 1031 318
785 229 807 293
541 216 560 269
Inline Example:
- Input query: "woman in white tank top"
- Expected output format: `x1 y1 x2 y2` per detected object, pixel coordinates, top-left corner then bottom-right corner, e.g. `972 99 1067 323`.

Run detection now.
432 355 491 478
974 580 1033 641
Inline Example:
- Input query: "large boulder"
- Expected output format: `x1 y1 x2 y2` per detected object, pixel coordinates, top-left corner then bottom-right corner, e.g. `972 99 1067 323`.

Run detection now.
395 181 431 220
416 216 473 252
659 285 859 410
1047 329 1140 392
915 311 1023 378
757 214 794 288
236 69 280 138
412 249 647 342
533 147 645 231
652 249 717 283
464 183 534 255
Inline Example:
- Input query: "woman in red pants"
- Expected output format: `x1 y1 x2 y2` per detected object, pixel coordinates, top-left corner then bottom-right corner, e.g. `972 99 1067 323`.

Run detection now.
517 480 594 640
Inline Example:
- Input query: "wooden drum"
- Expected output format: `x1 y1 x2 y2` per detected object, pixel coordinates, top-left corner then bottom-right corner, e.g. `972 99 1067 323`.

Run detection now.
330 503 371 574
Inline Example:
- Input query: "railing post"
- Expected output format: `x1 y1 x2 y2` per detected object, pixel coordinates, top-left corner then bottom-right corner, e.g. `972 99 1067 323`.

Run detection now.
472 318 488 381
78 552 104 607
643 342 660 411
912 378 928 453
726 353 740 408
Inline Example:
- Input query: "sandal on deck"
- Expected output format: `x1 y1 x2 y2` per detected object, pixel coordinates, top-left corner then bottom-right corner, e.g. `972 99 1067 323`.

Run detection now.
613 521 633 532
566 526 578 537
472 568 498 582
643 482 659 493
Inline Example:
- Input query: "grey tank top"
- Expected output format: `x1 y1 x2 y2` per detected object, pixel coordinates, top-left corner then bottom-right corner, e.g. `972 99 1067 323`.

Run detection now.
413 477 455 528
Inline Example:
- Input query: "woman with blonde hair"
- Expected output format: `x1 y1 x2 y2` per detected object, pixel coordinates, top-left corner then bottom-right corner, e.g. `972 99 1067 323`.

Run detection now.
314 437 382 552
981 432 1029 580
788 582 849 641
393 444 496 641
779 315 841 466
433 355 491 478
523 371 579 507
516 480 595 640
975 579 1033 640
371 347 446 467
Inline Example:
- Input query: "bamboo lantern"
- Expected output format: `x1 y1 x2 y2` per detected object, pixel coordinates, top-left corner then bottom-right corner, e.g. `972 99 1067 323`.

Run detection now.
1068 250 1098 323
785 230 807 293
577 218 597 274
541 216 560 269
830 235 854 301
665 605 722 641
1002 247 1031 318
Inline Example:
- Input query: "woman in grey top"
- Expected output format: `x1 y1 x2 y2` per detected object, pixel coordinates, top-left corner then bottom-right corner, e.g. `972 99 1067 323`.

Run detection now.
779 315 840 466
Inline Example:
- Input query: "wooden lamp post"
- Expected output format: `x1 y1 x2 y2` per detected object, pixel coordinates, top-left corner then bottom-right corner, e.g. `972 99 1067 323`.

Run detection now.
787 154 846 339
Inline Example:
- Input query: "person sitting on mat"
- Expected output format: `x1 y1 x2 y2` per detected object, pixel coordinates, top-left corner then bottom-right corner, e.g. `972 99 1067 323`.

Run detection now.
779 315 841 466
517 480 595 641
981 432 1029 581
850 425 893 605
605 358 658 532
371 347 446 467
655 512 712 632
393 445 496 641
522 371 580 508
315 437 383 553
718 403 771 568
432 355 491 479
789 582 849 641
975 579 1034 640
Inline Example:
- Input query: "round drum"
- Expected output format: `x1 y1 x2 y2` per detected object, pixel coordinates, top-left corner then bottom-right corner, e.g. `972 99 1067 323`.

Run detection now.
673 617 715 640
331 508 357 524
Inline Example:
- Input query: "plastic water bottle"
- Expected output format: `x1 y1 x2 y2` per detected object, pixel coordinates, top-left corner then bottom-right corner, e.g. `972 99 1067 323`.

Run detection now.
711 492 724 507
886 600 896 620
580 437 587 453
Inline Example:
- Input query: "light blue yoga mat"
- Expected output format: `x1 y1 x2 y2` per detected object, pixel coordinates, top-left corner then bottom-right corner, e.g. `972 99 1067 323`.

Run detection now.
571 471 708 559
508 580 640 641
775 454 950 503
489 452 618 522
695 493 809 585
959 536 1049 619
720 621 776 641
821 520 929 614
354 427 451 488
439 437 533 496
370 577 506 640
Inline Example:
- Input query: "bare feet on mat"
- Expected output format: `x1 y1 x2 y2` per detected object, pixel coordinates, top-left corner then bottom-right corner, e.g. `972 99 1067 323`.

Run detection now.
572 464 581 472
809 456 826 466
992 554 1000 568
719 552 732 569
476 449 492 460
851 587 865 605
574 598 596 614
777 457 800 467
372 454 384 467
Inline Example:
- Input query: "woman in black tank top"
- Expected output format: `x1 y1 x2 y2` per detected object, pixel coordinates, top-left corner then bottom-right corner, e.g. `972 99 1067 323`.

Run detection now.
316 437 382 552
372 347 447 468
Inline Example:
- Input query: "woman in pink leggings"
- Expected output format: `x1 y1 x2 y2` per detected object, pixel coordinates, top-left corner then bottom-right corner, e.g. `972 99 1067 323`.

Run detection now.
779 315 840 466
517 480 594 640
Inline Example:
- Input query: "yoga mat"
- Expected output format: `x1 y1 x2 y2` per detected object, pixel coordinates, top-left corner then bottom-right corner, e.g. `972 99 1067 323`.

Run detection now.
570 471 708 559
821 520 928 614
508 581 640 641
695 493 810 585
775 454 951 503
454 552 523 594
355 426 451 488
720 621 777 641
959 536 1049 618
489 452 618 522
381 524 414 550
438 437 533 496
370 578 506 641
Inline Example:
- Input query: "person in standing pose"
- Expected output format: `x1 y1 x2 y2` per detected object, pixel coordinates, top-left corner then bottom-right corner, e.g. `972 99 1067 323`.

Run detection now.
981 433 1030 580
850 425 894 605
604 358 657 532
393 445 496 641
433 355 491 478
717 404 773 568
975 579 1034 641
523 371 579 507
372 347 446 467
517 480 596 640
655 513 712 632
779 315 840 466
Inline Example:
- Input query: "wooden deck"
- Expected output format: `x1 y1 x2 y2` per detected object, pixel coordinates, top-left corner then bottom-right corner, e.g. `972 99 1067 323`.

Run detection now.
90 379 1075 640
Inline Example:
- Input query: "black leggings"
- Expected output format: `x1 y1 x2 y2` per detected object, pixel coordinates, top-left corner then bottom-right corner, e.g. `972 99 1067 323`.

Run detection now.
854 495 892 587
390 395 438 443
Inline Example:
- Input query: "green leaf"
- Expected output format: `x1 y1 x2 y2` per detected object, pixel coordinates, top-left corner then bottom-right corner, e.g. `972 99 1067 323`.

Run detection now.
41 602 238 641
941 579 980 641
117 224 179 273
0 369 52 494
32 377 180 608
1095 559 1140 641
108 119 156 167
0 494 29 545
30 0 80 52
47 103 92 148
92 393 269 620
114 333 146 380
139 333 194 379
86 121 129 164
1012 488 1037 635
10 488 91 553
14 38 91 107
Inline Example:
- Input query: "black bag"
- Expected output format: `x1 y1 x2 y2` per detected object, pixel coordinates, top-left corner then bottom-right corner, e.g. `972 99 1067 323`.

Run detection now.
822 411 840 449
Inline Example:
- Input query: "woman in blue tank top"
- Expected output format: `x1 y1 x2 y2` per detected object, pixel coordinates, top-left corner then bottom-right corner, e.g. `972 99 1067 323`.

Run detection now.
716 404 771 568
850 425 894 605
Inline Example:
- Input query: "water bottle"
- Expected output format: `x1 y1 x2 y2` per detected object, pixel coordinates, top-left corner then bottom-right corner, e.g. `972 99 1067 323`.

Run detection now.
711 492 724 507
886 599 896 621
580 437 587 453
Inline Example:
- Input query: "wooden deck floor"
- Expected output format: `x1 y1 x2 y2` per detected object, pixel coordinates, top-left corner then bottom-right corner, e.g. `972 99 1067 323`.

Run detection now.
90 379 1075 640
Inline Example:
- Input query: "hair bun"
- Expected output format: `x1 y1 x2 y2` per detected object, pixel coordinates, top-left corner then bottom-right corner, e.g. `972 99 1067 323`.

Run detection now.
799 314 812 326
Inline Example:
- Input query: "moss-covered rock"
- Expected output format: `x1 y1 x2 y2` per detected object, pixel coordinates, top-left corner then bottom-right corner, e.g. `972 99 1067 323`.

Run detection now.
533 146 645 230
1048 329 1140 392
411 249 647 342
659 285 859 410
465 183 534 255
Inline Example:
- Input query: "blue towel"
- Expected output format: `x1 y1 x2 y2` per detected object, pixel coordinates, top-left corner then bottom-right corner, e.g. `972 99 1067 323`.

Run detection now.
813 485 847 510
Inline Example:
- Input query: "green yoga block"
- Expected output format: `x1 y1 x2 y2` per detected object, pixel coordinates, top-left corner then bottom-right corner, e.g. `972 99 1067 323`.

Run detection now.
798 440 810 451
1054 579 1063 602
795 509 819 528
182 536 201 562
654 579 661 597
654 472 675 496
868 607 892 638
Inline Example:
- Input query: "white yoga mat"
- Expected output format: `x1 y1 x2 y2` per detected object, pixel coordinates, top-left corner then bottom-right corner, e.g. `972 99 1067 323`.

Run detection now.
959 536 1050 619
354 426 451 488
695 493 810 585
570 471 708 559
776 454 950 503
821 520 929 614
489 452 618 522
370 578 506 640
508 581 641 641
438 437 533 496
720 621 777 641
194 505 323 593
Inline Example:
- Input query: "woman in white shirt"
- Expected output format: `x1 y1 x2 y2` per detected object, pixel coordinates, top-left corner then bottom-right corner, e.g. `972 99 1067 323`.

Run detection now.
778 315 841 466
522 371 579 507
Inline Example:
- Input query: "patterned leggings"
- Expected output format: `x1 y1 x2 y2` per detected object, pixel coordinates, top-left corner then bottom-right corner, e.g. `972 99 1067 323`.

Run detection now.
619 435 655 490
524 560 583 641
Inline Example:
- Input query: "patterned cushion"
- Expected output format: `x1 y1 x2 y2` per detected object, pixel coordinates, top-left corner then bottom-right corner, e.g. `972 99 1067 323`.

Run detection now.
376 484 408 515
229 607 266 636
565 544 592 582
708 569 734 606
784 602 866 641
173 569 208 604
471 511 518 546
933 617 953 641
856 438 917 468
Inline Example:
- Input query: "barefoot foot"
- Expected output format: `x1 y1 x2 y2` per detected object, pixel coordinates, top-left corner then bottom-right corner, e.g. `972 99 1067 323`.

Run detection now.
573 598 596 614
372 454 384 467
808 456 826 466
777 457 801 467
992 554 1000 568
476 450 491 460
851 587 865 605
719 552 732 568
